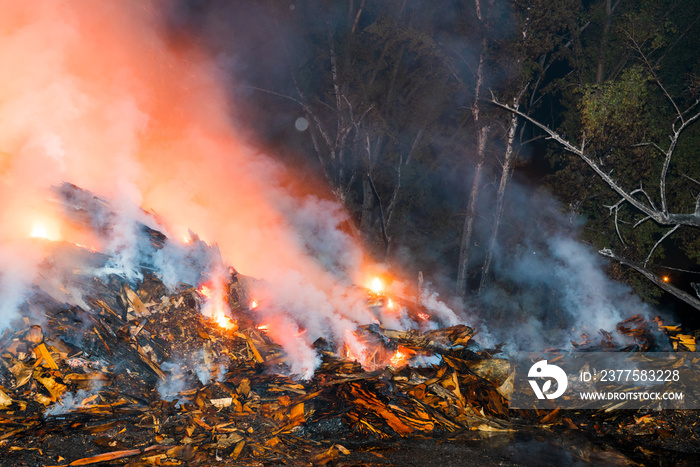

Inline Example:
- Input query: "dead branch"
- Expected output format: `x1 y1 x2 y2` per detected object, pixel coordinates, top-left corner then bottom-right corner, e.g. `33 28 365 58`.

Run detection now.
488 95 700 228
603 200 626 246
643 224 680 267
600 248 700 311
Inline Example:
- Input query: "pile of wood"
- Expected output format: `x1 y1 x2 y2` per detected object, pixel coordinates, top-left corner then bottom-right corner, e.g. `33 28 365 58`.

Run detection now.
0 184 697 465
0 245 520 466
566 314 696 353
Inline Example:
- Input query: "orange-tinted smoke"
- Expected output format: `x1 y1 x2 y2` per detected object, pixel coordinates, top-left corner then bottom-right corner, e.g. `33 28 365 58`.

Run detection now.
0 1 383 377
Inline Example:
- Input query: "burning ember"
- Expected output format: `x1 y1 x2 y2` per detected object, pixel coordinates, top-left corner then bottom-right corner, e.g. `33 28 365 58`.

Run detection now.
368 277 384 294
29 222 60 241
198 281 238 332
389 345 414 367
215 313 237 330
250 298 259 309
663 276 670 282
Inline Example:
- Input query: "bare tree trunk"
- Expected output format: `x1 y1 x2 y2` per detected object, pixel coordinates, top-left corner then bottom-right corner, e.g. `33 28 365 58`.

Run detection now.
367 173 391 258
360 135 374 237
479 89 525 292
456 124 488 297
456 1 490 297
360 176 374 236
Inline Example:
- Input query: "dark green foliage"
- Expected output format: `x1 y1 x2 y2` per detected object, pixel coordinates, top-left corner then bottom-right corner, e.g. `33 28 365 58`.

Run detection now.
541 0 700 304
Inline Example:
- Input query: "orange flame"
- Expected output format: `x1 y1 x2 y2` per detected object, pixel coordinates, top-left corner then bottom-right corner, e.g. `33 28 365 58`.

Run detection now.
29 222 60 241
215 313 237 330
198 284 212 299
344 342 359 362
256 324 268 331
250 298 258 309
390 346 414 368
198 281 237 331
368 277 384 294
663 276 670 282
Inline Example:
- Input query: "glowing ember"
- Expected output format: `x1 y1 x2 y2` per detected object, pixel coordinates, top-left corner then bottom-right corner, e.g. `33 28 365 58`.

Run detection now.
384 297 401 316
390 346 413 367
369 277 384 294
663 276 670 282
215 313 237 330
256 324 268 331
417 311 430 321
250 298 258 309
198 281 237 331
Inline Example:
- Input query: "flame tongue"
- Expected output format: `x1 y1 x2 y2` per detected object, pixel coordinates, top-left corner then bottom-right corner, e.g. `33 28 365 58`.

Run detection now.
29 221 61 241
368 277 384 294
390 345 415 368
198 279 237 332
215 313 236 330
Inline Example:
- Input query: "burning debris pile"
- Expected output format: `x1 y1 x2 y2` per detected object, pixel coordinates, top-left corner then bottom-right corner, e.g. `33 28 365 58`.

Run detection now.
0 184 517 466
0 252 511 465
0 185 699 466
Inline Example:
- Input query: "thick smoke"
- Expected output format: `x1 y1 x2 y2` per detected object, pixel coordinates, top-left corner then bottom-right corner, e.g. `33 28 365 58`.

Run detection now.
0 243 43 328
477 183 659 350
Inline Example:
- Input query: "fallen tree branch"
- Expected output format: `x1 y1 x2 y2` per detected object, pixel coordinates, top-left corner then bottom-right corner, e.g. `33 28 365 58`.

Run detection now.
600 248 700 311
488 95 700 228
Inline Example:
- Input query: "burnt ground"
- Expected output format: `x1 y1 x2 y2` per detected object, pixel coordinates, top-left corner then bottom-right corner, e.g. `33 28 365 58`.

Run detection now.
4 412 700 466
